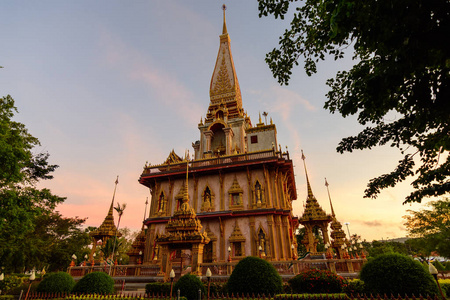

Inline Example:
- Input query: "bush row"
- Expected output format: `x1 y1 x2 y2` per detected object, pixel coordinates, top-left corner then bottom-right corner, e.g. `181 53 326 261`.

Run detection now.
2 254 446 298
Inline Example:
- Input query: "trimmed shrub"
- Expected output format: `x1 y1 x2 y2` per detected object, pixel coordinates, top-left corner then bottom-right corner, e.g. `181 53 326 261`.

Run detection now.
445 261 450 270
227 256 283 295
72 272 114 294
173 274 205 300
439 279 450 297
0 275 24 294
288 269 347 294
433 260 446 271
37 272 75 293
359 253 438 296
145 282 171 295
343 279 365 295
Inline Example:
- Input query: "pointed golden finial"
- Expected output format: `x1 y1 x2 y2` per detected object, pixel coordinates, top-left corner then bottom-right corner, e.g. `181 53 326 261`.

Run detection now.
259 112 262 123
301 150 314 198
325 178 336 217
270 117 273 125
108 176 119 214
222 4 228 34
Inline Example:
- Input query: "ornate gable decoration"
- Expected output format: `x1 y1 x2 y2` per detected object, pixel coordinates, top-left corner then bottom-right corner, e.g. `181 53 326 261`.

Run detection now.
211 49 234 98
164 150 183 164
229 221 245 242
299 193 331 223
228 176 244 210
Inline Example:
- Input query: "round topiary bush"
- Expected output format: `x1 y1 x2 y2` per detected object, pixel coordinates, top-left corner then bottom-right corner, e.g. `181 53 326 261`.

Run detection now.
72 272 114 294
36 272 75 293
173 274 205 300
227 256 283 296
288 269 347 294
359 253 438 296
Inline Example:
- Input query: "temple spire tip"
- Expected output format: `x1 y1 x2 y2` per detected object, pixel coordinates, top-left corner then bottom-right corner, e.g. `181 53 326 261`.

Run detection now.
222 4 228 34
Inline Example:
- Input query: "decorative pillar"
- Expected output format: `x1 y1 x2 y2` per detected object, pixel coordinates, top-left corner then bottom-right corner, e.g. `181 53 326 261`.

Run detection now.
223 127 234 155
191 244 205 276
204 130 214 153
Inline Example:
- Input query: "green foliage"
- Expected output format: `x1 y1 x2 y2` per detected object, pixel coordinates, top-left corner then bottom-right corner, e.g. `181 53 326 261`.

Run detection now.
445 261 450 271
36 272 75 293
0 296 14 300
288 269 347 294
0 95 90 273
72 272 114 294
258 0 450 204
0 275 26 294
365 240 413 258
145 282 171 295
359 253 438 296
439 279 450 297
173 274 205 300
404 199 450 258
433 260 446 271
227 256 283 295
343 279 365 295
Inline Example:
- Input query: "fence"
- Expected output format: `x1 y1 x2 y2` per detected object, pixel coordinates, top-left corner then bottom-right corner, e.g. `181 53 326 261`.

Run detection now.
23 292 443 300
68 259 366 279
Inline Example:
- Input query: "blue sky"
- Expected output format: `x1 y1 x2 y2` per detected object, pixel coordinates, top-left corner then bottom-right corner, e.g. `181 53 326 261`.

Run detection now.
0 0 429 241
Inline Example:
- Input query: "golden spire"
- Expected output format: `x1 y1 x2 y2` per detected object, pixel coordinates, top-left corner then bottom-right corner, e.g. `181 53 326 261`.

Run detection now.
208 5 243 121
222 4 228 34
325 178 335 217
301 150 314 199
299 151 331 223
89 176 122 239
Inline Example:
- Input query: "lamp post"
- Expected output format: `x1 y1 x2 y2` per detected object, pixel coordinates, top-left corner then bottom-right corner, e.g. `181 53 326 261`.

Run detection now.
258 245 262 258
291 244 296 260
344 222 351 240
24 271 35 300
91 253 96 266
138 251 143 264
169 269 175 299
206 268 212 300
84 254 88 266
227 246 231 262
0 272 4 295
70 254 77 267
429 263 445 300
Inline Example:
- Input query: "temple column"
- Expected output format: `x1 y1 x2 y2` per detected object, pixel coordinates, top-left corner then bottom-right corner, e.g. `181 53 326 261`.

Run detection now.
191 244 205 276
223 127 234 155
204 130 214 153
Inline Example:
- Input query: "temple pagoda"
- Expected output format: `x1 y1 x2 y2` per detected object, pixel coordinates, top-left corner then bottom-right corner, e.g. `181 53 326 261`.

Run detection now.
138 7 299 278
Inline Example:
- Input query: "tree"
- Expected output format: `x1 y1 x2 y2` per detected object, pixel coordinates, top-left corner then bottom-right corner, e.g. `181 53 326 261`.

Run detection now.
0 95 87 272
258 0 450 204
403 198 450 258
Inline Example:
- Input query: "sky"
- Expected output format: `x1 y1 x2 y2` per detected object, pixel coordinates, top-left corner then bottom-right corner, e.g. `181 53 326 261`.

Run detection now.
0 0 431 242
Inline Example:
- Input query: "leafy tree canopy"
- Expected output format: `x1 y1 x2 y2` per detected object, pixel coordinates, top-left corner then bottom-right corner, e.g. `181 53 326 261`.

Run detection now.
258 0 450 203
403 198 450 258
0 95 89 272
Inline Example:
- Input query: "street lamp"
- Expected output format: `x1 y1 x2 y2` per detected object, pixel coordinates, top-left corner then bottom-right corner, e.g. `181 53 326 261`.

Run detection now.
258 245 262 258
169 269 175 299
70 254 77 267
0 272 4 295
138 251 143 265
84 254 88 266
291 244 296 260
344 222 351 240
429 263 445 300
227 246 231 262
206 268 212 300
91 253 96 266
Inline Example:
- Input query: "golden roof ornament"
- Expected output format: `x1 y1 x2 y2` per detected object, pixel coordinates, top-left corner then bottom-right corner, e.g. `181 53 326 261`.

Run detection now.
207 4 243 122
299 151 332 223
90 176 122 240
